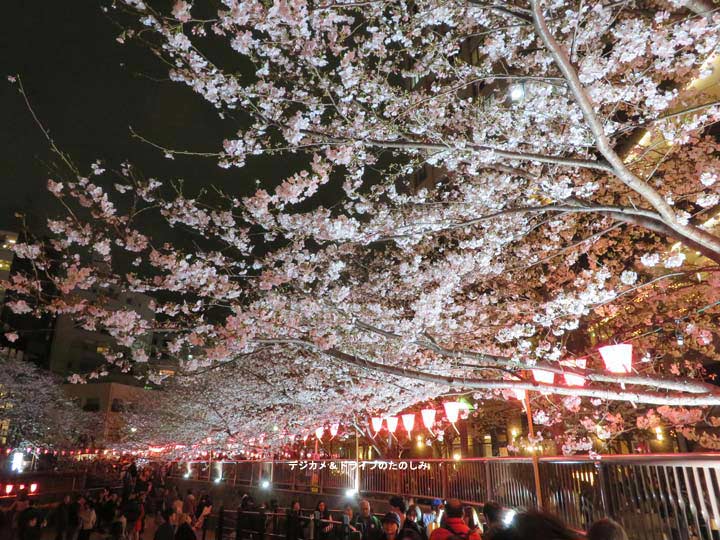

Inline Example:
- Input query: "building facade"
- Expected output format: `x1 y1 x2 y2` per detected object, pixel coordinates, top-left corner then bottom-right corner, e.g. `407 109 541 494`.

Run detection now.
0 231 17 306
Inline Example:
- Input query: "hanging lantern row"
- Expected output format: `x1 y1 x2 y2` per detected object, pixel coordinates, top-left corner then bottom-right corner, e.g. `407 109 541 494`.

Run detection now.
0 447 111 457
369 401 470 437
528 343 633 388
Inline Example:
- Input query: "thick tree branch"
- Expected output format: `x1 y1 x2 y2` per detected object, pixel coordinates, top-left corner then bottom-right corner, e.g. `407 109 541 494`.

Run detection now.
530 0 720 257
300 128 613 172
251 338 720 405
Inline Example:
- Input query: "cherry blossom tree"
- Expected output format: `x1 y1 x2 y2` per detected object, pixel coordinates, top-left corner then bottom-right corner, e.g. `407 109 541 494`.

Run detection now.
0 349 100 447
5 0 720 453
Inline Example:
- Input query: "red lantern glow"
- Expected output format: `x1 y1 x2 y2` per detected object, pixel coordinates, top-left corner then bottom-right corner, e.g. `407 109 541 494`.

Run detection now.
444 402 462 423
421 409 436 430
5 485 13 495
401 413 415 434
532 369 554 384
599 344 632 374
29 483 37 493
371 417 383 433
315 427 324 440
561 358 587 386
330 424 339 437
386 417 399 433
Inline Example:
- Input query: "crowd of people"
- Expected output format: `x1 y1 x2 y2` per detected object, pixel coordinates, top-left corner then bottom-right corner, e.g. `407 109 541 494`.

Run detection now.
0 467 631 540
0 462 212 540
269 496 629 540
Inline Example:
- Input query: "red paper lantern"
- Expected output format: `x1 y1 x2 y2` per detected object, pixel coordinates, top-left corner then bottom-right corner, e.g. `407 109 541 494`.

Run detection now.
443 402 462 424
330 424 339 437
371 417 383 433
401 413 415 434
532 369 555 384
599 344 632 373
421 409 436 430
561 358 587 386
513 389 526 401
315 427 324 440
386 417 399 433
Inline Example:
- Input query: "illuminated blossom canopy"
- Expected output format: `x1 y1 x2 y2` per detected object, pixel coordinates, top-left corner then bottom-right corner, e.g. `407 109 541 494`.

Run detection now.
5 0 720 454
0 351 100 447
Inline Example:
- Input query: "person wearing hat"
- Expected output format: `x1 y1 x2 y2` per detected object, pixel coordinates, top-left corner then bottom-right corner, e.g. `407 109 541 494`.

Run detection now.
428 500 481 540
381 513 402 540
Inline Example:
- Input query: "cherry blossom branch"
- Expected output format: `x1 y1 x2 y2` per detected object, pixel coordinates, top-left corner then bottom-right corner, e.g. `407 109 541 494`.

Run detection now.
374 202 664 242
530 0 720 257
310 132 613 172
350 320 718 395
253 338 720 406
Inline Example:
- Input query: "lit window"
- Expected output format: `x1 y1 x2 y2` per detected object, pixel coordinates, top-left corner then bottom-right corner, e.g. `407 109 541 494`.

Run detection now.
159 369 175 377
96 345 110 355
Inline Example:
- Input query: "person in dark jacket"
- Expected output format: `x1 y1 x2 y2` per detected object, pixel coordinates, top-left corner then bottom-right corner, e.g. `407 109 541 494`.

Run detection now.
54 495 73 540
155 509 176 540
286 501 305 540
354 500 381 540
316 501 333 540
19 515 42 540
380 513 401 540
175 515 196 540
403 507 425 540
122 493 142 540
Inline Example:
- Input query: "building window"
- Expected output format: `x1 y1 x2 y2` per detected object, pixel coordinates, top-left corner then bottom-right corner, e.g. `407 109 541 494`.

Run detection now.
83 398 100 412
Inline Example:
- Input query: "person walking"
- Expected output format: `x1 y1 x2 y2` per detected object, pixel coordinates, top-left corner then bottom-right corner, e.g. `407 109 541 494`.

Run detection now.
54 495 72 540
286 501 305 540
316 501 333 540
155 509 176 540
76 499 96 540
428 500 481 540
354 500 381 540
380 513 402 540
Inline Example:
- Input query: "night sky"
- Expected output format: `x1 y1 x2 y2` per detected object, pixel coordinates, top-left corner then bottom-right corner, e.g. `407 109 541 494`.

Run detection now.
1 1 298 234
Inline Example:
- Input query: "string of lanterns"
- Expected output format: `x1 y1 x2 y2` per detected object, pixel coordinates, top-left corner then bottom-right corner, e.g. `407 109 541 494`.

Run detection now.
312 343 635 442
0 447 111 457
42 343 635 462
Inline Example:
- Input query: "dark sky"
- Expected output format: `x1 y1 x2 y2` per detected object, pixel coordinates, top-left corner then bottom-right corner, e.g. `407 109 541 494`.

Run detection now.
1 1 298 233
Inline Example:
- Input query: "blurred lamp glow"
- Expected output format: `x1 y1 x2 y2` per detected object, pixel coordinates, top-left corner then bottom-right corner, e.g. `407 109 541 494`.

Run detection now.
11 452 23 473
509 85 525 101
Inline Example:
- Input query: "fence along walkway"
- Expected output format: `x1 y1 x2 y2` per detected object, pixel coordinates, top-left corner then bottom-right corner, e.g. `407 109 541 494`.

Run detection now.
171 454 720 540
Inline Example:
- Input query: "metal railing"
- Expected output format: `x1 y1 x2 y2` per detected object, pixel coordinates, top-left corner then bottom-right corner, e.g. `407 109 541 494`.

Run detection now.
171 454 720 539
